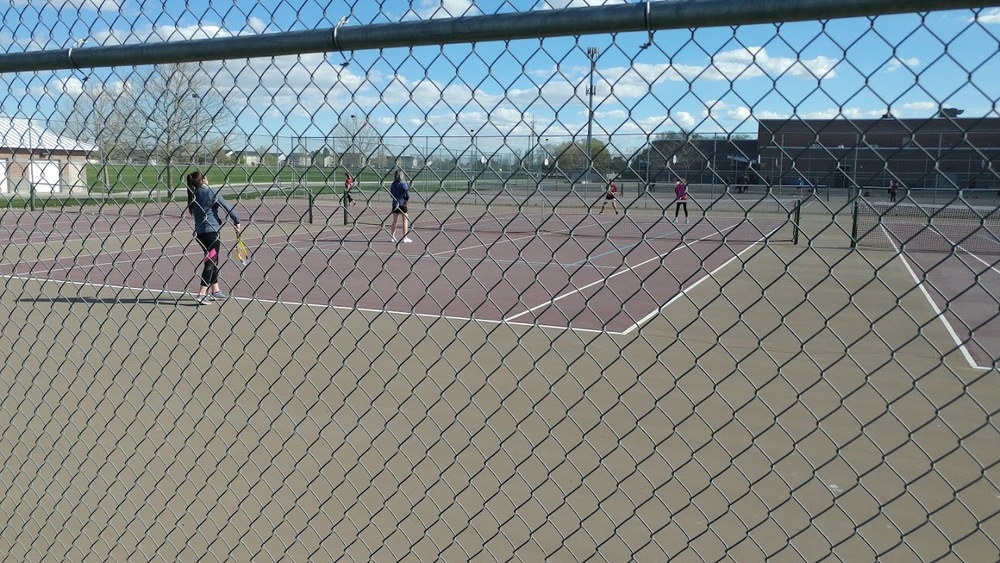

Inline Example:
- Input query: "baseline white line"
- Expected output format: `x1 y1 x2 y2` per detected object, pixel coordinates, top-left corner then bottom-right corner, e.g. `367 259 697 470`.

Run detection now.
0 272 616 335
883 225 988 370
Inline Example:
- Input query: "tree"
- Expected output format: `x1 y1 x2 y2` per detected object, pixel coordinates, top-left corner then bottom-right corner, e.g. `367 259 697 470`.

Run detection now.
331 116 379 169
58 80 142 185
553 140 611 176
132 63 230 191
650 131 705 168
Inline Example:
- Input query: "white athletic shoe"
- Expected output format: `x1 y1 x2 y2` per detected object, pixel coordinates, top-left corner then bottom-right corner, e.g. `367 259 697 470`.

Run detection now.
402 237 413 243
685 217 690 224
390 236 397 243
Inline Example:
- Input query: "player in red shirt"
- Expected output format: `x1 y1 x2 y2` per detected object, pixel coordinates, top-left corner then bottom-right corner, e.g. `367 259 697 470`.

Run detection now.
344 172 356 206
673 178 689 224
599 180 620 215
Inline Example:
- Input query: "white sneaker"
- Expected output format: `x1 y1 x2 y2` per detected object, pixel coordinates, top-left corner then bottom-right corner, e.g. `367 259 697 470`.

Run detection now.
390 236 397 243
402 237 413 243
685 217 689 224
195 294 212 306
672 218 677 224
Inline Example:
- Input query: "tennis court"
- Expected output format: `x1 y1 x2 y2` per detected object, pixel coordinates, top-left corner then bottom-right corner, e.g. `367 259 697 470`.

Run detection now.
0 193 800 334
6 194 993 363
853 199 1000 368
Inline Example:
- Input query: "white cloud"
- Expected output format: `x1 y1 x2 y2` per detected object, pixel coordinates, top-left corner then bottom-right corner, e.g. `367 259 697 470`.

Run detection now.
601 47 838 97
886 56 920 71
801 107 887 120
416 0 479 19
726 106 752 121
901 101 937 111
722 47 838 80
544 0 628 8
703 100 730 121
756 110 788 120
55 77 86 97
671 112 696 129
977 8 1000 24
11 0 123 13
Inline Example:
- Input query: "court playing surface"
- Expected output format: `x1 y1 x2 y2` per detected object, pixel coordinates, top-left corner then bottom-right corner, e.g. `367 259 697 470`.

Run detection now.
4 196 993 365
0 196 797 335
0 196 996 560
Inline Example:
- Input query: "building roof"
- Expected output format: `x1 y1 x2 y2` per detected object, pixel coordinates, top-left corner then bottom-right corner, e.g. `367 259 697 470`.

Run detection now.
757 116 1000 132
0 116 98 153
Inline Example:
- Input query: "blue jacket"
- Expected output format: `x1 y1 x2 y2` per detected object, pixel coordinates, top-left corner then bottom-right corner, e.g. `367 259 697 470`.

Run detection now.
189 185 240 234
390 179 409 208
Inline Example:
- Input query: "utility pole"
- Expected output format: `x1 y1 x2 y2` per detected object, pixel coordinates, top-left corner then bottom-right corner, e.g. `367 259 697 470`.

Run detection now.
469 128 477 192
586 47 599 190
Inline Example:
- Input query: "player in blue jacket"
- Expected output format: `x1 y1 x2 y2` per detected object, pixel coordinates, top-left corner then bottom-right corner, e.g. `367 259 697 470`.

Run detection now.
186 171 241 305
389 169 412 243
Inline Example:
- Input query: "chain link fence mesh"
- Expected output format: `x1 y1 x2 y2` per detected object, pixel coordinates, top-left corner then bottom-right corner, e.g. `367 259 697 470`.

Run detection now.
0 1 998 561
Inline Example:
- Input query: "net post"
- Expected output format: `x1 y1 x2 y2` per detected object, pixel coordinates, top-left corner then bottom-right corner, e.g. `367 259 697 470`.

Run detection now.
793 198 801 245
850 198 859 249
308 186 314 224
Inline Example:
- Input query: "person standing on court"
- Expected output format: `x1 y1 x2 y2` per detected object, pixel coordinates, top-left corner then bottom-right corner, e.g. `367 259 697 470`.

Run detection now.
888 178 900 203
673 178 689 224
344 172 356 206
187 170 241 305
389 169 412 243
599 178 620 215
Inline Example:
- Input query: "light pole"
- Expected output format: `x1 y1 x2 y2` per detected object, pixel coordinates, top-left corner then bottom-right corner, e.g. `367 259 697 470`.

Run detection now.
586 46 599 190
350 114 357 168
470 128 477 192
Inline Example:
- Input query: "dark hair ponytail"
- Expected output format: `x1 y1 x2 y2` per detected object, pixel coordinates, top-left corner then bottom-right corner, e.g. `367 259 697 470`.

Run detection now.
186 171 205 214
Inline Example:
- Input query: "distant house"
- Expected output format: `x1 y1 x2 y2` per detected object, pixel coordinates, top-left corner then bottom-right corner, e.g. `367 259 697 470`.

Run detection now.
287 152 313 167
237 149 261 167
0 116 98 195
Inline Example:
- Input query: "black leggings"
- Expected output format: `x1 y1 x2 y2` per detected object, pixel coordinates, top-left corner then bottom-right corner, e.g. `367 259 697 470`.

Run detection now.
196 231 222 288
675 202 688 217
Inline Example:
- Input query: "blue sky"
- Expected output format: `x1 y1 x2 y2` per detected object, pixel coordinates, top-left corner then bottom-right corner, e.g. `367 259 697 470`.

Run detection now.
2 1 999 157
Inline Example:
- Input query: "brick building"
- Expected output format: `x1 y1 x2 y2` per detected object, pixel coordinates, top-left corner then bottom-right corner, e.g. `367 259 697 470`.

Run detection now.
756 117 1000 194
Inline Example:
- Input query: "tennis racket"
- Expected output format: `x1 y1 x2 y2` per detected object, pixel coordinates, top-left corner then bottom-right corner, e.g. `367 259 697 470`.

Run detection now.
234 233 251 266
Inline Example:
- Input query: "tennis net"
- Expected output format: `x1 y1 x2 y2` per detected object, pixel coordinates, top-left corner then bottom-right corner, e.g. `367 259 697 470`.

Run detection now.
346 191 802 244
852 199 1000 255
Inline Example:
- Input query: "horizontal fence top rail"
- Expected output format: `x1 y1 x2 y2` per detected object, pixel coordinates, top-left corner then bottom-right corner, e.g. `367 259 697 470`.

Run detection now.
0 0 993 72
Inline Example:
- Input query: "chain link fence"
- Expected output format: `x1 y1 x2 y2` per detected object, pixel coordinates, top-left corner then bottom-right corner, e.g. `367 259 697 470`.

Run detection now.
1 1 998 561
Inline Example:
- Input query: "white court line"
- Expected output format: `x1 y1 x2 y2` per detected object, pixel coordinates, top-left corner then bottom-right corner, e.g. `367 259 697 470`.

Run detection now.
927 224 1000 276
0 271 613 336
618 199 812 334
620 224 783 335
502 198 807 327
503 224 741 324
884 225 989 370
14 250 193 276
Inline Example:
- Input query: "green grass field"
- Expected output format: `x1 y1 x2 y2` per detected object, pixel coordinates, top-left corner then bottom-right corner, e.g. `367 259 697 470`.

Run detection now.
85 163 341 192
82 163 564 195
